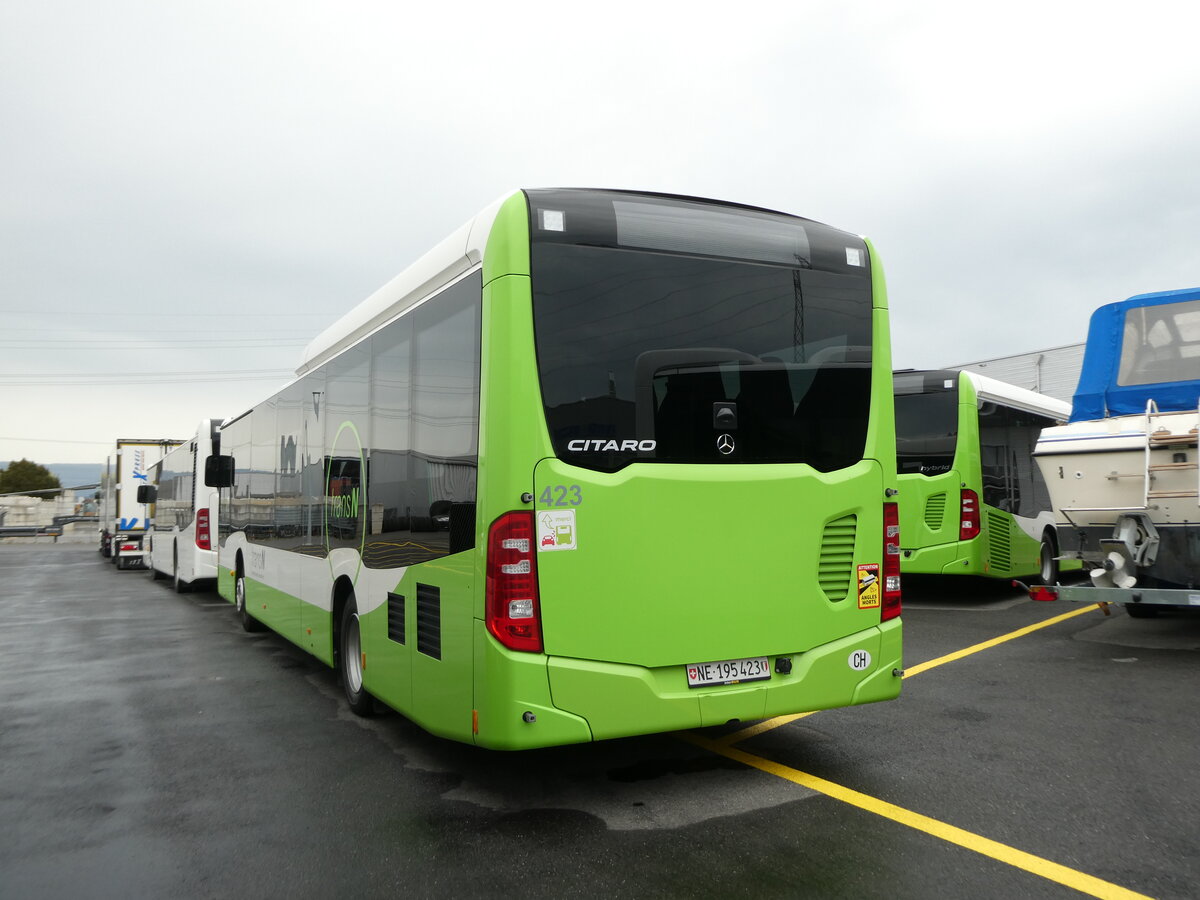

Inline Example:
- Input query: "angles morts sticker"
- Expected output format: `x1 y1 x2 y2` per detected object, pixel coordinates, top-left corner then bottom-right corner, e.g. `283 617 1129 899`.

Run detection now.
857 563 881 610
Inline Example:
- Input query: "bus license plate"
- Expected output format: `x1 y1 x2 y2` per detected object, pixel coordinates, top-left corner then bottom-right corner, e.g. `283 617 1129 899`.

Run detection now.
686 656 771 688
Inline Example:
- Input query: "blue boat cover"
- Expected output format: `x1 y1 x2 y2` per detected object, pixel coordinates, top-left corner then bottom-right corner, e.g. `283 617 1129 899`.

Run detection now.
1071 286 1200 422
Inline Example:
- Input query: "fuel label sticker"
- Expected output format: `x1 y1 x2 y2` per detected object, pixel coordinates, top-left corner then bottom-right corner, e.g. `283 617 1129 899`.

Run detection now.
857 563 881 610
538 510 577 551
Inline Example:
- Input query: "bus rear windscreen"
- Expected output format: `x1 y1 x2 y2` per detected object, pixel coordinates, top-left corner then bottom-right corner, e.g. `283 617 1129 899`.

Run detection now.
528 190 874 473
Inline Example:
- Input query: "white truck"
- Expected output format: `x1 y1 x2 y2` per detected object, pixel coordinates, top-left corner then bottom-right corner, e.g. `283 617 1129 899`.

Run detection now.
99 438 183 569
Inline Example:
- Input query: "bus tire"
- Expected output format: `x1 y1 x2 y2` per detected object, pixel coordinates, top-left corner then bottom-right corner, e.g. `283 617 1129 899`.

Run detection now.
173 546 189 594
1125 603 1161 619
1038 531 1059 585
151 564 165 581
339 597 374 717
235 571 263 632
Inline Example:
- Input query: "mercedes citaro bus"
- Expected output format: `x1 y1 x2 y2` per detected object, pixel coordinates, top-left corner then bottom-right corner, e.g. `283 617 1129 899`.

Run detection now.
207 188 903 749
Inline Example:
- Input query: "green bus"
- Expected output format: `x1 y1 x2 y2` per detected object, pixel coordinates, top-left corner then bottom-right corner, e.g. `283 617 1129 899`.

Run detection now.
209 188 903 749
894 369 1071 583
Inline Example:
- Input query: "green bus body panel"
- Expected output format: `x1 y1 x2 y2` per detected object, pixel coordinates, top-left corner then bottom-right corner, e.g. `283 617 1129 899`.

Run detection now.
360 556 476 744
534 458 887 666
482 192 531 285
222 572 335 664
472 622 593 750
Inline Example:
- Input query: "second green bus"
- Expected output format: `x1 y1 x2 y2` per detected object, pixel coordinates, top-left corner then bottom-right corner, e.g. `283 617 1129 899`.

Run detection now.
894 369 1071 583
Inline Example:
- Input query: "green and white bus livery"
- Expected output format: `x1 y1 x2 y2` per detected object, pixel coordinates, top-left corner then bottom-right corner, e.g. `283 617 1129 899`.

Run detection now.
212 189 903 749
894 369 1071 582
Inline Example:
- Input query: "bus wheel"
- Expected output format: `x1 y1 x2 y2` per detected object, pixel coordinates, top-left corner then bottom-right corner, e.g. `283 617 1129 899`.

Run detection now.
339 598 374 717
235 572 263 632
173 547 189 594
1125 603 1161 619
1038 532 1059 585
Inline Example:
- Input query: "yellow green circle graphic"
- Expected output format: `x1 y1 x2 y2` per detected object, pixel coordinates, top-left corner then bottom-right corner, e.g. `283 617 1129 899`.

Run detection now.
324 420 365 582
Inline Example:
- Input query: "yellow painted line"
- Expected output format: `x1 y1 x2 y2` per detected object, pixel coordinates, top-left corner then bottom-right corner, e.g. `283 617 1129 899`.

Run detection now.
902 604 1100 678
720 604 1104 746
715 712 815 746
682 731 1152 900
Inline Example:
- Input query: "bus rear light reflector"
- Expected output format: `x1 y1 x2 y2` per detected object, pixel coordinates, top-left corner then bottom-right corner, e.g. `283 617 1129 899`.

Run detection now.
959 488 981 541
486 511 543 653
196 508 211 550
882 502 902 622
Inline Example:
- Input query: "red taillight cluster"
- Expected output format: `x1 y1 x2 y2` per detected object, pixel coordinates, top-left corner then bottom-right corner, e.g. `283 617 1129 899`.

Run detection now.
196 508 211 550
485 512 543 653
882 502 902 622
959 488 981 541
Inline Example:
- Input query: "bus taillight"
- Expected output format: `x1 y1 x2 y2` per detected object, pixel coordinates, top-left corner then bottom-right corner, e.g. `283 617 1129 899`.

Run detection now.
882 502 902 621
485 511 543 653
959 488 981 541
196 509 211 550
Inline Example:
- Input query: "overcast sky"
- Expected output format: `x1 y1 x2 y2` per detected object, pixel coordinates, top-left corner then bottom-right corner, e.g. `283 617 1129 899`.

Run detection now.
3 1 1199 467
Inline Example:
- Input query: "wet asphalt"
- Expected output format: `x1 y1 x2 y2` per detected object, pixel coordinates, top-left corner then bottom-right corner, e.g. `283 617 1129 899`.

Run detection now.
2 545 1198 899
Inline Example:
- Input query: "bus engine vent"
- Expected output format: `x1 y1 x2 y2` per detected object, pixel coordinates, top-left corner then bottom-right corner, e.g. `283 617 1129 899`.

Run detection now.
818 514 857 602
923 493 947 531
387 591 405 645
986 511 1011 571
416 583 442 660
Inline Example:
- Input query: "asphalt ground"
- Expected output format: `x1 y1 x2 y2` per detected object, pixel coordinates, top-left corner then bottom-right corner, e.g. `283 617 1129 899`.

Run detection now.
1 545 1197 899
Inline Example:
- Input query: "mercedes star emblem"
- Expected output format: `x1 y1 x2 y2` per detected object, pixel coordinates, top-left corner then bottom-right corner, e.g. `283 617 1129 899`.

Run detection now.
716 433 735 455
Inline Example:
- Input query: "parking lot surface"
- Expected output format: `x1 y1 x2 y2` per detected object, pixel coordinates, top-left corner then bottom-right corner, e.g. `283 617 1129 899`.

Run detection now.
2 546 1197 899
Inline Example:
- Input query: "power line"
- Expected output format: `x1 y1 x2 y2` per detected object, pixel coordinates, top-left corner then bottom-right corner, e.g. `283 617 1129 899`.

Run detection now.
0 436 113 445
0 310 334 318
0 340 307 349
0 367 290 378
0 368 293 386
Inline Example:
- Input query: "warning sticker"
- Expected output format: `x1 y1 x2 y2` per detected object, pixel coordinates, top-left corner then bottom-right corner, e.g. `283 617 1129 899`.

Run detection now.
857 563 881 609
537 510 577 551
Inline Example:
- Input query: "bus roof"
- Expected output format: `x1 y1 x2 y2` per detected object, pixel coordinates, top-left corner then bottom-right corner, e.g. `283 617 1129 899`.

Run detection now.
896 369 1070 420
296 191 516 377
962 370 1072 420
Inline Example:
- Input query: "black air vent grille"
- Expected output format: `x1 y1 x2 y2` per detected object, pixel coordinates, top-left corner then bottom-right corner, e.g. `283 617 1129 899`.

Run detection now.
818 514 857 602
924 493 947 531
416 583 441 659
387 591 405 645
987 511 1011 571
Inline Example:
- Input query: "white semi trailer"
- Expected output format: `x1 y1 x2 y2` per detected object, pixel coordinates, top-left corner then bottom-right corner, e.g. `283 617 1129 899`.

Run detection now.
99 438 183 569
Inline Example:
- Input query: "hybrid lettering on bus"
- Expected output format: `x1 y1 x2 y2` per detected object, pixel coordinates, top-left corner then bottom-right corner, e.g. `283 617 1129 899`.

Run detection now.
210 188 903 749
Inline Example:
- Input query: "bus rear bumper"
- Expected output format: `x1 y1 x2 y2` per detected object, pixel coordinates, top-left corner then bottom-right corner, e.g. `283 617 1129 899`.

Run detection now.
900 542 977 575
545 619 902 742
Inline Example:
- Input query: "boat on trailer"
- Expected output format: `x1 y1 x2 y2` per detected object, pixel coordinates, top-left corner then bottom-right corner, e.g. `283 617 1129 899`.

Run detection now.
1031 287 1200 616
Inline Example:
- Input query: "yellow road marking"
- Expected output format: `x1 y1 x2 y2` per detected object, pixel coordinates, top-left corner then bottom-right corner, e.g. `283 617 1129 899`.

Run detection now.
682 731 1152 900
715 712 815 746
719 604 1103 746
903 604 1099 678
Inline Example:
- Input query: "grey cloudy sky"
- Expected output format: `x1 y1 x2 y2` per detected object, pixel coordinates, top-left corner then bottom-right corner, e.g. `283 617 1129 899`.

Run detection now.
3 1 1199 466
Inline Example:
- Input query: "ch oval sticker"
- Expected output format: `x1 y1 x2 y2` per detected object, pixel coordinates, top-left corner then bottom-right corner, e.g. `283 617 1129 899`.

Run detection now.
848 649 873 671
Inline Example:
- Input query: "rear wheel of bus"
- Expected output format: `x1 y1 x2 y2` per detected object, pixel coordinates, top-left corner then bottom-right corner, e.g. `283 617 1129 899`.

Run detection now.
338 597 374 717
234 567 263 632
172 544 189 593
